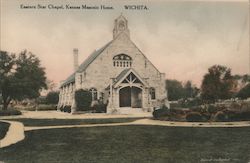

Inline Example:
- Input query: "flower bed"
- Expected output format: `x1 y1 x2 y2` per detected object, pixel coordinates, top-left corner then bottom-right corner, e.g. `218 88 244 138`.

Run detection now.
153 101 250 122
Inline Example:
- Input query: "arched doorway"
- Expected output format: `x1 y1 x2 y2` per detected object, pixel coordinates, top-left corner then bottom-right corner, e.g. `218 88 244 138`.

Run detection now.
119 86 142 108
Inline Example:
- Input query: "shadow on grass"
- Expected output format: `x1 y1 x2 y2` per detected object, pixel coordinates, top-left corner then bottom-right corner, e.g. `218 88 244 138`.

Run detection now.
0 122 10 139
4 118 144 127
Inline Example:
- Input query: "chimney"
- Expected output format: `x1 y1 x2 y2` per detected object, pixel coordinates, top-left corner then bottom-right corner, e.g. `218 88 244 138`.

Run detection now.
73 48 79 72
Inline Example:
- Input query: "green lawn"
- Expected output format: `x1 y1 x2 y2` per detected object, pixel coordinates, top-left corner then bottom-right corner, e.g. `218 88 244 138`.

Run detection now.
4 118 142 126
0 126 250 163
0 122 10 139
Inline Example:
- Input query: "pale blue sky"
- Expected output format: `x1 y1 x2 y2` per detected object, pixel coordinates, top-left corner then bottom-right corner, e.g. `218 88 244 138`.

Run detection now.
1 0 249 86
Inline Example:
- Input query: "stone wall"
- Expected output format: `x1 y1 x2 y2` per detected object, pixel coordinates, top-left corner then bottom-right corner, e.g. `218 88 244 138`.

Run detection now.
58 32 167 112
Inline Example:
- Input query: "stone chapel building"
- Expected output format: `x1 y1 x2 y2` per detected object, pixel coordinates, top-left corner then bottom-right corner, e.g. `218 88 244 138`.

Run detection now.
58 15 168 114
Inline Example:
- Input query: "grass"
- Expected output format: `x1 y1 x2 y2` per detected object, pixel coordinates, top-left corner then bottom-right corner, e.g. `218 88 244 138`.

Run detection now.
0 126 250 163
4 118 143 126
0 122 10 139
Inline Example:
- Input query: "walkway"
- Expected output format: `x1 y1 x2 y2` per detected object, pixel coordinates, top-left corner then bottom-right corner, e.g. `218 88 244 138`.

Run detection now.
1 118 250 148
24 119 250 131
0 120 25 148
0 111 153 119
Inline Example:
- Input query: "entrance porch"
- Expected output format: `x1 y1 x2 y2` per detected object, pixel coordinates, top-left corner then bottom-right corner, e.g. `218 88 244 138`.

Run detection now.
107 68 151 114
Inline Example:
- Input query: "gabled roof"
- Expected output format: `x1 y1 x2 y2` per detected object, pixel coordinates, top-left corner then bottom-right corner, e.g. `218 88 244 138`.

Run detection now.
77 41 112 73
114 68 131 83
115 14 127 22
113 68 149 88
60 41 113 87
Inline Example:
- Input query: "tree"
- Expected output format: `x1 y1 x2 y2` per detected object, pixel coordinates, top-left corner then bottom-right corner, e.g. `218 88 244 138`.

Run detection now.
165 79 185 101
183 81 200 99
0 51 16 110
166 79 199 101
46 91 59 104
184 81 193 98
0 50 47 110
242 74 250 83
75 89 92 111
231 74 250 95
46 79 57 91
236 83 250 99
201 65 234 103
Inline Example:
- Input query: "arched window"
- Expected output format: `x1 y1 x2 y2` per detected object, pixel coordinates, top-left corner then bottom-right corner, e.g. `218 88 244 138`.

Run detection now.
113 54 132 67
149 87 156 100
89 88 97 101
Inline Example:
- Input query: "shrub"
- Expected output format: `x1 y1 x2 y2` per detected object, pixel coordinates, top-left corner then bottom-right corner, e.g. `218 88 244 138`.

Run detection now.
75 89 92 111
207 105 217 114
240 102 250 112
0 96 3 105
229 102 241 110
191 106 203 112
186 112 203 122
201 112 211 121
92 101 107 113
236 83 250 99
13 104 56 111
14 105 36 111
37 104 57 111
0 109 22 116
169 102 181 109
45 91 59 104
170 108 186 115
214 111 228 122
153 107 169 119
229 111 250 121
63 105 71 113
180 97 203 108
36 96 47 104
59 106 64 112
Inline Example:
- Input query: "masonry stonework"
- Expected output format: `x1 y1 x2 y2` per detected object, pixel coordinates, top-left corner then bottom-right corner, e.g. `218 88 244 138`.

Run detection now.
58 15 168 114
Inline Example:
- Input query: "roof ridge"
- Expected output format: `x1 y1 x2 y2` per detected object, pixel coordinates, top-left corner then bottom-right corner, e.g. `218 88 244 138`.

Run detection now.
60 40 113 87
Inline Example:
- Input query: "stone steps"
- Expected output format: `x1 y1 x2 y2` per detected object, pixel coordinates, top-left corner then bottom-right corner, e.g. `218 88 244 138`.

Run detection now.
117 107 150 114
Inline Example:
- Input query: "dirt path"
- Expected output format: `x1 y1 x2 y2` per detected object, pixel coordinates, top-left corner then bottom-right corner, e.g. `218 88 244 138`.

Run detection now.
0 120 25 148
133 119 250 128
0 111 152 119
1 119 250 149
24 119 250 131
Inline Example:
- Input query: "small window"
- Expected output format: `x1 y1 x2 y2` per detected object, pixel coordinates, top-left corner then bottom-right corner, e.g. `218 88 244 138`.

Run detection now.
149 87 156 100
80 74 82 84
100 92 104 102
89 88 98 101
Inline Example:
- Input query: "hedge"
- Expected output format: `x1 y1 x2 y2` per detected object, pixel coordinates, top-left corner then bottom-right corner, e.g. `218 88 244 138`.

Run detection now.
153 108 169 119
92 102 107 113
75 89 92 111
214 111 228 122
61 106 71 113
14 104 57 111
186 112 203 122
0 109 22 116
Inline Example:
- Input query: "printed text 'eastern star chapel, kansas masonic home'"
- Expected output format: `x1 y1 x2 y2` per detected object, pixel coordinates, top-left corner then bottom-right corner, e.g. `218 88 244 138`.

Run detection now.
58 15 168 114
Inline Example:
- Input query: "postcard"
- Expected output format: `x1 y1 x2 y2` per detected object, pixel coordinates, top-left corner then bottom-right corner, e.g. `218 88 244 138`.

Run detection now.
0 0 249 162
